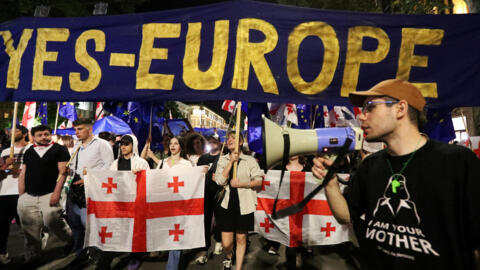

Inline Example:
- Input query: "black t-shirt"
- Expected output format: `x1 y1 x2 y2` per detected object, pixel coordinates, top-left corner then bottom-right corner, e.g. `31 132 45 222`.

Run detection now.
117 156 131 171
197 153 220 195
346 140 480 270
23 143 70 196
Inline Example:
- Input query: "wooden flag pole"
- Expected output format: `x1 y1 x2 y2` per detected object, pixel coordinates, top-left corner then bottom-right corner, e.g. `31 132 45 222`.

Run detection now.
9 102 19 159
233 101 242 179
311 105 318 129
220 105 237 155
56 146 80 183
148 103 153 140
54 103 60 135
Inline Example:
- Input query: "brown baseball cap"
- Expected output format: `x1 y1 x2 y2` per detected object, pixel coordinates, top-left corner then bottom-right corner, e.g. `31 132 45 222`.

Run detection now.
348 79 426 111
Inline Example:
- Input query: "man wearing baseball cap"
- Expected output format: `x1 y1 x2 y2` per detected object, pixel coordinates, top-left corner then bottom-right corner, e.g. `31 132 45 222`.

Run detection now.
313 79 480 269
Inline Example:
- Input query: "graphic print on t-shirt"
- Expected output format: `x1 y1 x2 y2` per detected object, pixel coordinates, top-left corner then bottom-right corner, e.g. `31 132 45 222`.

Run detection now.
365 173 440 261
373 173 420 224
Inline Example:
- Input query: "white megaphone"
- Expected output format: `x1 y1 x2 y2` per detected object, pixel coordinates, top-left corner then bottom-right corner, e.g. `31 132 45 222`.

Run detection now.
262 115 364 170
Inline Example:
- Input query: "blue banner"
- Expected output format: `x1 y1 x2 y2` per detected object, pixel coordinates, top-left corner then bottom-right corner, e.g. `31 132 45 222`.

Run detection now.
1 1 480 109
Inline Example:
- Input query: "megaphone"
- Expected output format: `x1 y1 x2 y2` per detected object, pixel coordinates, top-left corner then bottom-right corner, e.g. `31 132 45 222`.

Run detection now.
261 115 363 171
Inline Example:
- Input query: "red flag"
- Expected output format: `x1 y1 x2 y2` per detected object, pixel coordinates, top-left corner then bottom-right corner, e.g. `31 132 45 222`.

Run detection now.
22 102 36 129
221 100 236 113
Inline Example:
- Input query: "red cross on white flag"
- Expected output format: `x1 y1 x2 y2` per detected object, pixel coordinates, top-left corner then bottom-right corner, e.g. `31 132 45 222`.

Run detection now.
168 176 184 193
102 177 117 194
22 102 36 129
84 167 206 252
255 170 351 247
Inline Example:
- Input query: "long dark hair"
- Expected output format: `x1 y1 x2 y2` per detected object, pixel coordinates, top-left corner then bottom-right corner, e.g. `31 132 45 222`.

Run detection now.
168 136 188 160
185 132 206 156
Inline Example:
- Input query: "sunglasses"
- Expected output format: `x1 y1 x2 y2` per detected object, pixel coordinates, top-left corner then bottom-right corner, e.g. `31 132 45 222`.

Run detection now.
362 100 398 113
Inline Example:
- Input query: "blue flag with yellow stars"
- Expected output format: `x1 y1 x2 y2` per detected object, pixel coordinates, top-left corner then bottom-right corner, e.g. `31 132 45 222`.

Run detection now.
36 102 48 125
312 105 325 128
292 104 311 129
245 102 269 154
422 108 455 143
103 102 128 119
58 102 78 122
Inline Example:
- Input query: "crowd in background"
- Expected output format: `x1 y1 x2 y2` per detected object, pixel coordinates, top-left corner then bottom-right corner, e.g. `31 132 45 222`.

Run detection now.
0 118 371 270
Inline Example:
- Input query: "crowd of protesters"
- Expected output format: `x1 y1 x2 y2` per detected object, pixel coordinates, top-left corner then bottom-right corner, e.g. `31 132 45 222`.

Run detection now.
0 117 365 270
2 80 477 270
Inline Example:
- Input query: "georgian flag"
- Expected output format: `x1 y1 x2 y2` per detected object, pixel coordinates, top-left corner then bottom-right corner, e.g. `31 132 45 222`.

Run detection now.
95 102 104 120
284 104 298 126
255 170 351 247
84 167 205 252
222 100 236 113
58 120 73 129
22 102 36 129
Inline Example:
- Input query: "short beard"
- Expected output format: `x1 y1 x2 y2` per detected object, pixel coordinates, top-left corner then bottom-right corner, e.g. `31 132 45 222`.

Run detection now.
36 141 51 146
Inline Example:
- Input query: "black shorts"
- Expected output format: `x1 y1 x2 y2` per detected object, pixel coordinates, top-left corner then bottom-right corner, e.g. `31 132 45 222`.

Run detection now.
215 187 253 232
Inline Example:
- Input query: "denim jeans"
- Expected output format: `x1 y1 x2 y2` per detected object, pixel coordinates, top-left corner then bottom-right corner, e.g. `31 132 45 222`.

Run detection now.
166 250 181 270
66 198 87 258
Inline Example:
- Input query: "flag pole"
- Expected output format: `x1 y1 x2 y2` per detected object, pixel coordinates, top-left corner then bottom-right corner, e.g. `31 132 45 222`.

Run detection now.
95 102 105 121
54 102 60 135
311 105 318 129
9 102 18 159
148 103 153 140
233 101 242 179
220 105 237 155
460 108 472 150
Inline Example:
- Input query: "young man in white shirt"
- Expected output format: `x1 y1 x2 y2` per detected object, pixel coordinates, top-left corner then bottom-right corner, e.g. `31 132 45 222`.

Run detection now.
66 118 114 268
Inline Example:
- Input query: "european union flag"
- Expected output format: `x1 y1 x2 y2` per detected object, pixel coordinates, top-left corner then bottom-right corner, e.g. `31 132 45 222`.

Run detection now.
422 108 455 143
312 105 325 128
58 102 77 122
103 101 166 151
103 102 128 119
36 102 48 125
245 102 269 154
292 104 311 129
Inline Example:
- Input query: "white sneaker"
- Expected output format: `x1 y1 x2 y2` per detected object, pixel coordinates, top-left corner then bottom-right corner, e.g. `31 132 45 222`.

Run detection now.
195 255 208 265
213 242 223 255
0 253 11 265
41 232 49 250
222 258 232 270
268 246 279 255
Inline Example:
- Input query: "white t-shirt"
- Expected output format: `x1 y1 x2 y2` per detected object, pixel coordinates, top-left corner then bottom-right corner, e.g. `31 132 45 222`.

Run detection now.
156 157 192 169
0 145 30 195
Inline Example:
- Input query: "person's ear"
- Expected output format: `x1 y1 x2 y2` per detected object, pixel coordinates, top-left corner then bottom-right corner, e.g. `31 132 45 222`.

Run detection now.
396 100 409 119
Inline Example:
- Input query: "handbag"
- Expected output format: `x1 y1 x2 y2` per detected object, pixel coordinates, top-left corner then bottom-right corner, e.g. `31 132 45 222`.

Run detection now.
214 185 227 204
67 151 86 208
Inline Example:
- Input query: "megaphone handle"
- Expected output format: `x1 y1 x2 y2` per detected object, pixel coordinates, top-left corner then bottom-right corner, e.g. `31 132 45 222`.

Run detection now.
312 154 336 184
273 138 352 219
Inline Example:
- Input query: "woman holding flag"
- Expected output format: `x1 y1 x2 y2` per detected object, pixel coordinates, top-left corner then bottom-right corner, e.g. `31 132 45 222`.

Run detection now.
215 131 264 270
151 136 207 270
